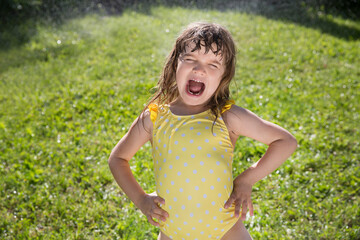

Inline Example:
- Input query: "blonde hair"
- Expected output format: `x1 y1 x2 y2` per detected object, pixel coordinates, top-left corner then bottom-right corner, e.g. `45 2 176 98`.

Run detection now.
146 22 236 118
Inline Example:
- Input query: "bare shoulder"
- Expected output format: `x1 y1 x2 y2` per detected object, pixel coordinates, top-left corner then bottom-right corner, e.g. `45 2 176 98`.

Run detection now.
223 104 296 146
222 104 255 135
109 109 153 161
139 108 153 135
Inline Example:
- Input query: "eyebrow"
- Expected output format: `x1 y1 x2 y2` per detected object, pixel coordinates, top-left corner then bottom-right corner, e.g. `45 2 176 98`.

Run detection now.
182 52 223 66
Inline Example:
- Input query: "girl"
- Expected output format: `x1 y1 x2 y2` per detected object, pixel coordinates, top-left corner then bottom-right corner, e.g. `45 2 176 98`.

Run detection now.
108 22 297 240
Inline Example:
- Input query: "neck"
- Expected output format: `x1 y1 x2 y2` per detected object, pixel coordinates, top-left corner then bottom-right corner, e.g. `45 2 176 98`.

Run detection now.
170 98 210 116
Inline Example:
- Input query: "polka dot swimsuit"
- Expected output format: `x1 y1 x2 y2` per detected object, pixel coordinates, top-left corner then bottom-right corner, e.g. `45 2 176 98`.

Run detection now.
149 101 239 240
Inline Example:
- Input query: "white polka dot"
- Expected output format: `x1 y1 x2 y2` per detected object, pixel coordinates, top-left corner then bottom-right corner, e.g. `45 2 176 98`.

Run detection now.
216 161 220 165
163 131 166 135
198 146 202 150
201 178 206 182
190 139 194 143
171 181 175 185
191 154 195 158
188 195 192 200
190 127 194 130
182 147 186 151
175 214 179 217
197 203 201 208
210 186 214 190
199 220 203 223
177 172 181 176
169 165 173 169
181 133 185 137
164 174 167 178
224 169 227 173
163 144 166 148
195 186 199 190
179 188 183 192
212 201 216 206
190 213 194 217
219 141 223 145
169 205 172 209
186 178 190 183
197 132 201 135
168 149 172 154
174 197 177 202
163 158 166 162
213 147 217 151
193 170 197 174
176 156 180 160
184 221 188 225
203 194 207 198
205 139 209 143
181 205 185 210
175 141 179 144
209 169 214 174
178 117 181 121
184 162 188 167
205 126 209 129
170 123 173 127
221 155 224 158
166 189 170 194
207 154 211 157
217 178 221 182
218 193 222 197
200 161 204 165
213 133 217 136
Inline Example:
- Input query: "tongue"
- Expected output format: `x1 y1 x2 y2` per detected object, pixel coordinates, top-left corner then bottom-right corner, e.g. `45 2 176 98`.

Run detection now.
189 80 204 93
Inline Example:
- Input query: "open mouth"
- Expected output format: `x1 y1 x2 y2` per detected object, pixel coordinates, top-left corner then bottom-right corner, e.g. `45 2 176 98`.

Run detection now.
187 79 205 96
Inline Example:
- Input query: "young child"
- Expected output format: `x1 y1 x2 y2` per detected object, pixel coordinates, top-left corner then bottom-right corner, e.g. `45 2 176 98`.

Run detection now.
108 22 297 240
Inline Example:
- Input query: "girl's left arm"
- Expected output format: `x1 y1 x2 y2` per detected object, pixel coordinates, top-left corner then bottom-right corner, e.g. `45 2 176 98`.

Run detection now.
223 105 297 220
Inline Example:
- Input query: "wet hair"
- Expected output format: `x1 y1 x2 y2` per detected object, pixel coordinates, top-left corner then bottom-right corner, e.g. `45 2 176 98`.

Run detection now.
145 22 236 120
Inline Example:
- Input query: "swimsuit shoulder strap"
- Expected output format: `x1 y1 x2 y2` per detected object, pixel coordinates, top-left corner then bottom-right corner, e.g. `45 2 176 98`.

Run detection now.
221 100 235 113
148 103 158 123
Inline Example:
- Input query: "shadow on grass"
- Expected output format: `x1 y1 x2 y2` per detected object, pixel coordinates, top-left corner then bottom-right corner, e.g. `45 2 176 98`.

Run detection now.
0 0 359 53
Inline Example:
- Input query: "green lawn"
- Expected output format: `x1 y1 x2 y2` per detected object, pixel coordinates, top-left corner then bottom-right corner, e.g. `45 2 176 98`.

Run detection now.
0 5 359 240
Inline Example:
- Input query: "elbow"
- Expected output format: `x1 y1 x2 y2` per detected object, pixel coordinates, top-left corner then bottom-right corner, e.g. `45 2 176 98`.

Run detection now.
288 134 298 152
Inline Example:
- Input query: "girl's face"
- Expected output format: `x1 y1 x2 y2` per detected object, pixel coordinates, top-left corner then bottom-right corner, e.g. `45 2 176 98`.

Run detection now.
175 42 225 108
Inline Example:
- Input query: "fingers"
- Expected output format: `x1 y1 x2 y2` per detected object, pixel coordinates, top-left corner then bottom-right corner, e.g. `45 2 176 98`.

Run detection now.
147 216 160 227
240 201 247 220
144 195 169 226
154 196 166 207
224 194 235 209
225 193 253 220
249 200 254 217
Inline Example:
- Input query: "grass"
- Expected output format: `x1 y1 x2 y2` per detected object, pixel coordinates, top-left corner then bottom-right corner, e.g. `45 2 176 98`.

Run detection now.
0 5 359 240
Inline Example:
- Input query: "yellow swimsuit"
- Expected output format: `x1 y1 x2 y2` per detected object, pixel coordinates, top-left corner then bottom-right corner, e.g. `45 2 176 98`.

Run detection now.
149 101 239 240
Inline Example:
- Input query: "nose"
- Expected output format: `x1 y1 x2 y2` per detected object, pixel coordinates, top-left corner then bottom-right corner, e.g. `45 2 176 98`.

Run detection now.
192 63 206 76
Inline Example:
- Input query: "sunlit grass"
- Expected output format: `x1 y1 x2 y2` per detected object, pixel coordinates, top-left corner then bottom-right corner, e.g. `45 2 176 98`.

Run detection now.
0 6 359 239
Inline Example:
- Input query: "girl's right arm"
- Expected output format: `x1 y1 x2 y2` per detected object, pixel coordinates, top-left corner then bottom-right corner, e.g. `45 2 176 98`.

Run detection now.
108 110 169 226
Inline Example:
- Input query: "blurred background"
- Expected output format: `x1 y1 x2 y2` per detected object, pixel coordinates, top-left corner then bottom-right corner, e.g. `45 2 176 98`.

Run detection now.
1 0 359 239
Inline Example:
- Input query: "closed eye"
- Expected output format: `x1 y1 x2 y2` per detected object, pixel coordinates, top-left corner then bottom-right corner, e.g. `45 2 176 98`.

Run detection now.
209 64 219 69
